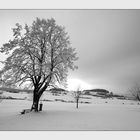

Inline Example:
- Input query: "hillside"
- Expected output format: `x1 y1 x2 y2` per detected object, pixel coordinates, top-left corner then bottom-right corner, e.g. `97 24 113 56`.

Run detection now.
0 87 33 94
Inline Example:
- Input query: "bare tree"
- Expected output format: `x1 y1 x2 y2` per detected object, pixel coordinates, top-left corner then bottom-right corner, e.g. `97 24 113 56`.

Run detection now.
0 18 78 112
129 84 140 101
0 90 3 103
73 86 82 109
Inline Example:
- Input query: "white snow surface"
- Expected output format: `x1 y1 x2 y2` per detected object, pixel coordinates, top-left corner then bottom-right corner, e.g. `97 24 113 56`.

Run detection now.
0 92 140 130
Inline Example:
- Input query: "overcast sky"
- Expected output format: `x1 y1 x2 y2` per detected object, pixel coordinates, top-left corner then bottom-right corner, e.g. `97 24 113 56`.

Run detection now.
0 10 140 94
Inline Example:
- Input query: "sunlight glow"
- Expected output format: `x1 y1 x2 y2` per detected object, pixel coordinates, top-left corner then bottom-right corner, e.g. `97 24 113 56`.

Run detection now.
67 78 93 91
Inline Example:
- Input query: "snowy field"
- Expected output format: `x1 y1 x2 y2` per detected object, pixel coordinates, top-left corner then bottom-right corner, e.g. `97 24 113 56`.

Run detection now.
0 92 140 130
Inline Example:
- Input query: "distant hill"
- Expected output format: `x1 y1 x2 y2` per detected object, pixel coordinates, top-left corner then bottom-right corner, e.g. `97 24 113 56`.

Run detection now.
83 88 127 99
0 87 33 93
50 88 66 92
83 89 109 93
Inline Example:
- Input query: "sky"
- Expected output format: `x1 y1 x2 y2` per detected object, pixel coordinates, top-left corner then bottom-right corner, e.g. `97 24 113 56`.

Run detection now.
0 10 140 94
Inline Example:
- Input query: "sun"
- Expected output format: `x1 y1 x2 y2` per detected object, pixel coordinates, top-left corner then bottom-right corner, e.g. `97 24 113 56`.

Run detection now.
67 78 92 91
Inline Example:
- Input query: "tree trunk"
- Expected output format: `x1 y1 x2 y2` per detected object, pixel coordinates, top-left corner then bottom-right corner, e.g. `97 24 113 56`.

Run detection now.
31 92 40 112
31 80 50 112
76 98 79 109
137 94 140 101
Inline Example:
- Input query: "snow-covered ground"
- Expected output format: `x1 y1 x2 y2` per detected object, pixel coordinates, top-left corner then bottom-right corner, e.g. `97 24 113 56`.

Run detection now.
0 91 140 130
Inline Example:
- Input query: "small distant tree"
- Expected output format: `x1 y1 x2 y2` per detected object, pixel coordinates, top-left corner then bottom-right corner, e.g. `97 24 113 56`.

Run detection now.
110 92 113 96
0 18 78 111
73 86 82 109
0 90 3 103
129 84 140 101
106 92 113 99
